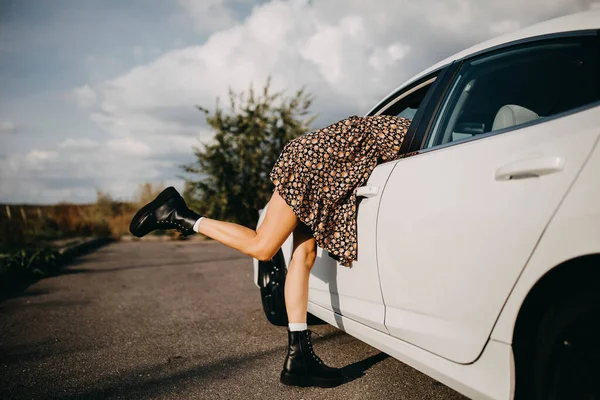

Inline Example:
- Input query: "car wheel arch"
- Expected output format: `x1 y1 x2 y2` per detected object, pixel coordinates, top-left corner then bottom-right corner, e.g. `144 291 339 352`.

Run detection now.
512 254 600 398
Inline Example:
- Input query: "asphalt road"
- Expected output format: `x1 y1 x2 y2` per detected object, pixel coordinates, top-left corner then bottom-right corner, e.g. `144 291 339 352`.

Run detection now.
0 240 466 400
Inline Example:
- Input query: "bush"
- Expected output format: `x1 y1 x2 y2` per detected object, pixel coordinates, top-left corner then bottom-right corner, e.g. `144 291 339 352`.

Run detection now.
182 80 315 228
0 247 61 286
0 219 26 248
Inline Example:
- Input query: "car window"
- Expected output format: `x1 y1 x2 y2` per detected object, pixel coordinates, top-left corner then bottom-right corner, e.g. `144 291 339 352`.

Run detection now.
377 77 436 119
425 35 599 149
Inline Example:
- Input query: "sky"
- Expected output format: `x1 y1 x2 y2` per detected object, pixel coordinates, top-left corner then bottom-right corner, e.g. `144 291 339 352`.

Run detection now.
0 0 597 204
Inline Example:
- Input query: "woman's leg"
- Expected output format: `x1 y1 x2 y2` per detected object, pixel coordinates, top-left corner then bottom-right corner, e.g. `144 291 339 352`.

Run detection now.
196 190 298 262
279 225 343 388
284 223 317 323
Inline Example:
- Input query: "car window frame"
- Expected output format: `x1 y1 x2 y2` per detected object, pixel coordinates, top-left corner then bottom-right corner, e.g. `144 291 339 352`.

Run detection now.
366 64 457 157
408 29 600 155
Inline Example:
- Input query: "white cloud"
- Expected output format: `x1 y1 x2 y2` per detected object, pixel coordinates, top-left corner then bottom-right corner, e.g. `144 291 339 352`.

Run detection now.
178 0 248 33
25 149 58 165
0 136 194 203
76 0 595 133
300 15 367 84
428 0 473 32
490 19 522 35
0 127 203 203
59 138 100 150
0 121 18 134
369 43 411 74
72 85 98 108
388 43 411 61
106 137 152 156
4 0 597 203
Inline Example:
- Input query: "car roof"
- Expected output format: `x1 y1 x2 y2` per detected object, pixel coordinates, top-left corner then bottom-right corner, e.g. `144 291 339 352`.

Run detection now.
368 8 600 115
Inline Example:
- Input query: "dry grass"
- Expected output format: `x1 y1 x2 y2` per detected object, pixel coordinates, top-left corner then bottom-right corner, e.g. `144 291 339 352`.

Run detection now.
0 183 174 250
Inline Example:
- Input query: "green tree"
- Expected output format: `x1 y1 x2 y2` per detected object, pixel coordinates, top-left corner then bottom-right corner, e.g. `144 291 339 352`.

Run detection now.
182 80 315 228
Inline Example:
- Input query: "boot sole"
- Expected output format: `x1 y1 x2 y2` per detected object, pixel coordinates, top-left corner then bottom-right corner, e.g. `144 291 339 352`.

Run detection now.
129 187 180 238
280 371 343 388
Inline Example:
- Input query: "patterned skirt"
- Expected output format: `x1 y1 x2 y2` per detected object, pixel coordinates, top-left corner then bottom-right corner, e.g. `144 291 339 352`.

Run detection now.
270 114 411 266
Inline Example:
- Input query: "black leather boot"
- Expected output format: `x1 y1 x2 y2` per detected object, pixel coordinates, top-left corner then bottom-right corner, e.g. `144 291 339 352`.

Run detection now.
129 186 202 237
280 329 344 388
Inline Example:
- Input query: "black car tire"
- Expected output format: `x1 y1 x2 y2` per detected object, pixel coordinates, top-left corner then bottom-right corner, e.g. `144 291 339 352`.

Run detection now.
257 249 325 327
258 249 288 326
527 288 599 400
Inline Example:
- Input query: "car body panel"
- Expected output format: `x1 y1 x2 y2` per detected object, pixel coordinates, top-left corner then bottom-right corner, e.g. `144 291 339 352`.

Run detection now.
307 161 398 333
376 105 600 364
491 125 600 343
308 301 514 400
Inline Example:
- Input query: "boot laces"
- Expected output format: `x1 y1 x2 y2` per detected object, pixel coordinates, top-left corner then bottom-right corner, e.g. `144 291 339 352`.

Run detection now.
305 331 323 365
156 220 192 235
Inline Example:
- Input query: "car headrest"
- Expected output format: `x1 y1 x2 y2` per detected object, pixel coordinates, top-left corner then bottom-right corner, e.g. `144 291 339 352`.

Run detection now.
492 105 539 131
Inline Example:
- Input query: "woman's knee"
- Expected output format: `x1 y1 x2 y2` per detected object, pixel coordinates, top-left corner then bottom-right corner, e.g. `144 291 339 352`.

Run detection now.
291 241 317 270
249 240 279 262
251 248 277 262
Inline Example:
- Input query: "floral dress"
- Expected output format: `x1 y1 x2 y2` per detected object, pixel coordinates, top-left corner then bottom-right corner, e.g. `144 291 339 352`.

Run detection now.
270 114 412 267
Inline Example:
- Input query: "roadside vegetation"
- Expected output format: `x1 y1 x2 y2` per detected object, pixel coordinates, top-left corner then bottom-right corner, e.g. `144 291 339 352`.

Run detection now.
0 183 166 296
182 79 315 228
1 79 315 296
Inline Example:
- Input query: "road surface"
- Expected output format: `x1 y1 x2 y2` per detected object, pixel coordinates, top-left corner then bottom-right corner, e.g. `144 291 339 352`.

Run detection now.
0 240 466 399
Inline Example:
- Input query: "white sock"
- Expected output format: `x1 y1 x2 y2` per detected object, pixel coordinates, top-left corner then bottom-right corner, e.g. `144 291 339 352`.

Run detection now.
192 217 205 233
288 322 307 332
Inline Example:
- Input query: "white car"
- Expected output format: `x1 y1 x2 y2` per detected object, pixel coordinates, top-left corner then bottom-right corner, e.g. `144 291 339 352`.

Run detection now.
254 9 600 400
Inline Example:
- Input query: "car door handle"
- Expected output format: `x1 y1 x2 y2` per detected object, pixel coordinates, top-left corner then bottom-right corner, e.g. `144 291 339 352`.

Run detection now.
495 156 565 181
356 185 379 198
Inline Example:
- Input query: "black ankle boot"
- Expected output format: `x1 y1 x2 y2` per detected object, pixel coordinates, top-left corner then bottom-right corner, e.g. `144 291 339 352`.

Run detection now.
129 187 201 238
280 329 344 388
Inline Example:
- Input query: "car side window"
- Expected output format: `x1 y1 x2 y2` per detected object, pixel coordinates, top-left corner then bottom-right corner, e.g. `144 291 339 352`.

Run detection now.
425 35 599 149
376 77 436 120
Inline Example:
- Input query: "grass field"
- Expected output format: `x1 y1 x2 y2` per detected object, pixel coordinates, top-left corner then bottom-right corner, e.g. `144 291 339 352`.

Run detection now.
0 184 170 296
0 183 168 249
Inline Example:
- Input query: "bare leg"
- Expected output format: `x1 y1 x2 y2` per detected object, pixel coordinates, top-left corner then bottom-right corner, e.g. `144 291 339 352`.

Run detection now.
279 224 344 388
196 190 298 261
284 223 317 323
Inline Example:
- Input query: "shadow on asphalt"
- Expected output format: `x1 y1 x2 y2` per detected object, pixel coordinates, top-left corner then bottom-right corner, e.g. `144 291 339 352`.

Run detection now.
0 280 53 303
0 254 248 302
340 352 389 384
45 329 386 399
61 255 248 274
5 288 51 298
0 241 112 303
0 337 102 366
0 268 93 303
0 299 91 311
307 313 327 326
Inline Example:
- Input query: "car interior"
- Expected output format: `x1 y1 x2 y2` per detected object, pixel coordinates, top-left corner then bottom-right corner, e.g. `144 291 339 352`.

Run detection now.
379 79 435 120
430 38 599 148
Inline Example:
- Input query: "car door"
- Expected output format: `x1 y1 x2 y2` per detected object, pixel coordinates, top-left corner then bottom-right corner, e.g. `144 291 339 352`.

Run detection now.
376 32 600 363
307 68 450 332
